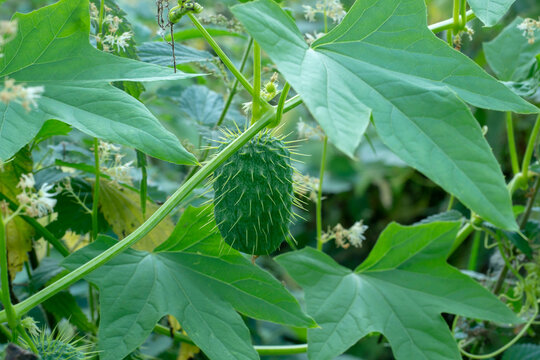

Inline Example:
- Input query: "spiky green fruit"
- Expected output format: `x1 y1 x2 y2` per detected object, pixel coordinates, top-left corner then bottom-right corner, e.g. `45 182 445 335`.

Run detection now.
213 131 294 255
36 340 85 360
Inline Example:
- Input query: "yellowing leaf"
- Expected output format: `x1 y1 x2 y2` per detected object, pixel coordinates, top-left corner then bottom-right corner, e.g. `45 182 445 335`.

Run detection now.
178 343 200 360
0 149 34 278
97 180 173 251
168 315 201 360
5 215 33 279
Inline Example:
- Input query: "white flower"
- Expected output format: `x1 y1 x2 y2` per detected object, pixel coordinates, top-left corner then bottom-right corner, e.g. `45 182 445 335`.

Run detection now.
347 221 368 247
21 85 44 109
115 31 133 52
17 173 35 190
517 18 540 44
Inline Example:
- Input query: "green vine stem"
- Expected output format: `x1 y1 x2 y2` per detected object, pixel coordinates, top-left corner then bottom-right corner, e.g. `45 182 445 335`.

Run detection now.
153 324 308 355
452 0 460 35
275 82 291 126
252 41 261 123
187 12 254 96
459 0 467 27
506 112 520 176
217 38 253 129
0 215 18 341
0 110 276 323
428 10 475 33
92 138 100 241
283 94 303 113
316 136 328 251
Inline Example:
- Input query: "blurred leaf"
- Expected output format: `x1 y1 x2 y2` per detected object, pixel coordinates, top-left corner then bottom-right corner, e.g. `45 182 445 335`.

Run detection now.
62 205 315 360
178 85 224 126
0 0 197 164
233 0 533 231
502 343 540 360
98 179 174 251
468 0 517 27
276 222 520 360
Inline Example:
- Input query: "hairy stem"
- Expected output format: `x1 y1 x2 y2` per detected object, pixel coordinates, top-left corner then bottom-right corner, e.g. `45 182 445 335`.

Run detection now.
316 136 329 251
0 111 276 323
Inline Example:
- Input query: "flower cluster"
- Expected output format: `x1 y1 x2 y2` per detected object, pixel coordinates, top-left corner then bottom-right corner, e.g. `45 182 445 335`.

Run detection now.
15 173 58 218
0 77 45 111
303 0 346 24
322 221 368 249
517 17 540 44
453 26 474 51
98 141 134 185
91 2 133 53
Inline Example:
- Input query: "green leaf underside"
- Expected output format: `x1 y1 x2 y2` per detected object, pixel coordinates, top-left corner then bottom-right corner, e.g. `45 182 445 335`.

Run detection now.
484 17 540 82
468 0 517 27
0 0 197 164
62 205 314 360
276 221 520 360
233 0 538 231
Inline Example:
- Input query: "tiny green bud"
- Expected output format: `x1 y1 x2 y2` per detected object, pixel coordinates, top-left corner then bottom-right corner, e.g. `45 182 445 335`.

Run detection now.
264 81 276 94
